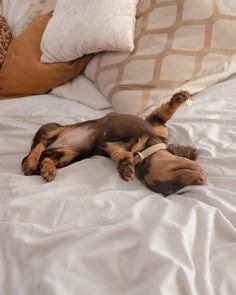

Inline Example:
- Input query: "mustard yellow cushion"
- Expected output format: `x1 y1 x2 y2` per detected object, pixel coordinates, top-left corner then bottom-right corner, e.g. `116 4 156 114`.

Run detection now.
0 13 91 99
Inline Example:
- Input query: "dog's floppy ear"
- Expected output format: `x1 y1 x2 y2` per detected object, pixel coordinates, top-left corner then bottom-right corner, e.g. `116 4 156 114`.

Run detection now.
167 144 197 160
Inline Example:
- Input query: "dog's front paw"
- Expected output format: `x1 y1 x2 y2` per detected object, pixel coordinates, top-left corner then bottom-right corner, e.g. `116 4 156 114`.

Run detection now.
118 156 135 182
171 91 190 105
22 156 38 175
40 158 56 182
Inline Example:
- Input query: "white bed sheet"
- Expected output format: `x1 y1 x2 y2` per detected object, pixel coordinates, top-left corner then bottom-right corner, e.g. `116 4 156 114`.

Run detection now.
0 78 236 295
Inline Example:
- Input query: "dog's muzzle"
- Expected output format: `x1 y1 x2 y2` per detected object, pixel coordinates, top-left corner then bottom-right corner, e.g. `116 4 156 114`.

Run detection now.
134 143 167 166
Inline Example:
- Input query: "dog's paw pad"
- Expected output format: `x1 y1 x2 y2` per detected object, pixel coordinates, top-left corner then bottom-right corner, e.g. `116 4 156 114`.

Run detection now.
118 157 134 182
22 157 38 175
171 91 190 104
40 160 56 182
41 168 56 182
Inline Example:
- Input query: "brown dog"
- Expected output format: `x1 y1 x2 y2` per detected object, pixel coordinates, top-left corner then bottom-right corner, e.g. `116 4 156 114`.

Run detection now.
22 91 205 196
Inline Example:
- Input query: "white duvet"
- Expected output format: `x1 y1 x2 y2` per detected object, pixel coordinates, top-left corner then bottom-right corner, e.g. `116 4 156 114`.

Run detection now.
0 77 236 295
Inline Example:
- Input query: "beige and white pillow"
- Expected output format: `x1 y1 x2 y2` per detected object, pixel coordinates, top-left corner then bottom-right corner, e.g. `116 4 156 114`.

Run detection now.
41 0 139 63
85 0 236 114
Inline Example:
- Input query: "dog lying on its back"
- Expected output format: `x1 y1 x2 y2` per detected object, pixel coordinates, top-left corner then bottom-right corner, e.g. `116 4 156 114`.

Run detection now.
22 91 205 196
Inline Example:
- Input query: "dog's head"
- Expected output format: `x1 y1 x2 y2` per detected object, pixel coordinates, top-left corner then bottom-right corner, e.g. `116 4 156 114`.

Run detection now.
136 149 205 196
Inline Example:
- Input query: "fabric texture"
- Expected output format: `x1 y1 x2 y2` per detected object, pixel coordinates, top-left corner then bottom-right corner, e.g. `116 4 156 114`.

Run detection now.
40 0 139 63
51 75 111 110
0 0 56 38
22 0 57 32
0 13 91 99
0 0 31 38
0 15 12 68
1 77 236 293
85 0 236 114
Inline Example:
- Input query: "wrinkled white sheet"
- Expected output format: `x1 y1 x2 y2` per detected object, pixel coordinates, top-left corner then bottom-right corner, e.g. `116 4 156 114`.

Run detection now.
0 78 236 294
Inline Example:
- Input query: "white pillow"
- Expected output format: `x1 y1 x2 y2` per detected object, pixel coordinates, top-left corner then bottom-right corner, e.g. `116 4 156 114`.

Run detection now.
220 0 236 13
0 0 30 37
41 0 139 63
0 0 56 38
22 0 57 32
51 75 111 110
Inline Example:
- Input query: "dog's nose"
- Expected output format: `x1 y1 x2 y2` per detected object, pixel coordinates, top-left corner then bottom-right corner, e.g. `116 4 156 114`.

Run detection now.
194 178 204 185
194 170 206 185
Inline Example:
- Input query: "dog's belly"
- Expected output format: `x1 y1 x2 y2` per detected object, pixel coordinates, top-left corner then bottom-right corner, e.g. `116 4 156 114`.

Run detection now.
47 126 94 151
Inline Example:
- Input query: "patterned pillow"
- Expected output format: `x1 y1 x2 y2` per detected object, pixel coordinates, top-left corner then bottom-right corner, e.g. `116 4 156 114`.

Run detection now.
0 15 12 68
85 0 236 114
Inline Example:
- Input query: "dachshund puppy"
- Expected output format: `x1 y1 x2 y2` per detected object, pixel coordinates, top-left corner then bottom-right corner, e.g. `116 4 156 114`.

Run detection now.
22 91 205 196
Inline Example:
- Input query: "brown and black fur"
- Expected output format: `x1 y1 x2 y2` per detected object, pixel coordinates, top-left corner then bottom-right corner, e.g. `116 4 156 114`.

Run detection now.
22 91 205 196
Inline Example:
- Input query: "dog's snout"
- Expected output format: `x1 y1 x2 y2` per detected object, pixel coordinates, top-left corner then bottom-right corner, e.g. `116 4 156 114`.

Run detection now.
194 177 204 185
193 170 206 185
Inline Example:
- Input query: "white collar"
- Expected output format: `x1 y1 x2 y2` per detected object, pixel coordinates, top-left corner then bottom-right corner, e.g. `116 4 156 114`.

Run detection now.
134 143 167 166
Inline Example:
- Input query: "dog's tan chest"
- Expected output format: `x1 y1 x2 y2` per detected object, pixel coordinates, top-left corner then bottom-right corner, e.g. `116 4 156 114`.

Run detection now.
47 126 94 151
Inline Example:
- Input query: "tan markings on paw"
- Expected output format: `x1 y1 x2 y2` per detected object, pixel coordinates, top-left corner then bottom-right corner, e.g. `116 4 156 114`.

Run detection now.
22 142 46 175
104 142 135 181
40 158 56 182
118 156 135 182
154 125 168 139
22 157 38 175
131 135 148 154
171 91 190 105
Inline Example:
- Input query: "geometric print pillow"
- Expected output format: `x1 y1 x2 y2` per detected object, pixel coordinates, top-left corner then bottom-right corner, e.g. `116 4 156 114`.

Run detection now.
85 0 236 114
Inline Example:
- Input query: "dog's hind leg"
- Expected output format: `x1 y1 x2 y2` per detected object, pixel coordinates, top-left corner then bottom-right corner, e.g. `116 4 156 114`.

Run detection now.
146 91 190 125
104 142 135 182
40 157 57 182
22 123 66 176
39 148 81 182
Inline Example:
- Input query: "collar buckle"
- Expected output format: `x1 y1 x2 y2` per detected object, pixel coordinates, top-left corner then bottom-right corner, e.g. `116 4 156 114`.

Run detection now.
135 152 144 166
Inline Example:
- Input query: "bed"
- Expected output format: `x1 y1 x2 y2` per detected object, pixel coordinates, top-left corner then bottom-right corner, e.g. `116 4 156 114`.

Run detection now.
1 1 236 295
0 74 236 294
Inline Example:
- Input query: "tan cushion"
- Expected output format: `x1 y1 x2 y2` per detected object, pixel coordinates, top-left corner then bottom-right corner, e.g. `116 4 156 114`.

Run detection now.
0 15 12 67
85 0 236 114
0 13 91 99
